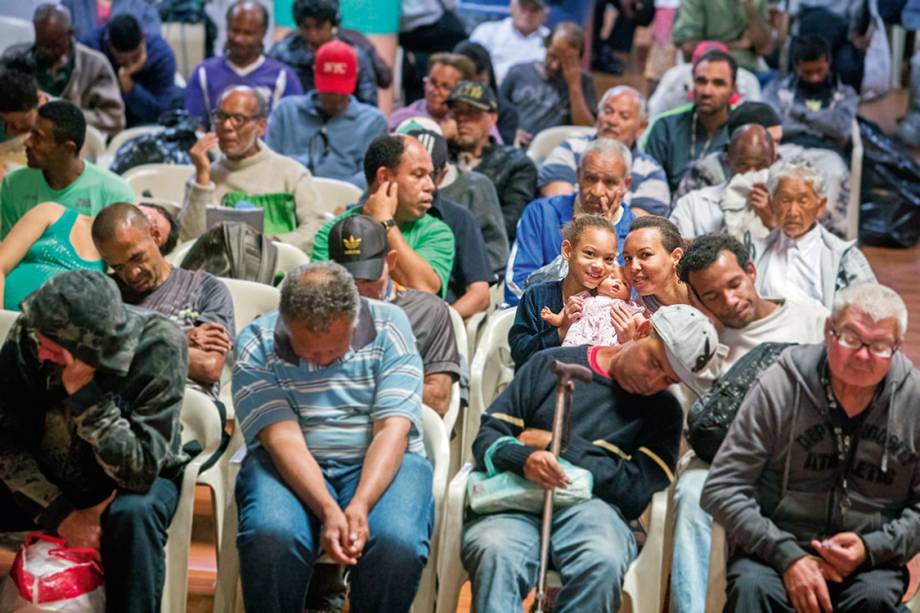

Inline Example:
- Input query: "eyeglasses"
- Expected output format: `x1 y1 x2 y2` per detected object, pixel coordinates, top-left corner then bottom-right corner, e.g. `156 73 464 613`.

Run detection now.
210 111 262 128
423 76 455 94
829 326 899 358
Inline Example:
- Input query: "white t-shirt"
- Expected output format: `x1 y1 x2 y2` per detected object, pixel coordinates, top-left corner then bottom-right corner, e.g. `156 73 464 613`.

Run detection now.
720 298 829 371
469 17 549 84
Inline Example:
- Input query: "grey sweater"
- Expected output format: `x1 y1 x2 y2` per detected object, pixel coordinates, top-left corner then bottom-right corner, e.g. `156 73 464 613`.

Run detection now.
701 344 920 574
440 165 509 275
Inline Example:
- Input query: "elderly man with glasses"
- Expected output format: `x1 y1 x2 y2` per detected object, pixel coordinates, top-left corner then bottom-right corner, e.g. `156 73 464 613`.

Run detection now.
180 85 324 252
702 282 920 613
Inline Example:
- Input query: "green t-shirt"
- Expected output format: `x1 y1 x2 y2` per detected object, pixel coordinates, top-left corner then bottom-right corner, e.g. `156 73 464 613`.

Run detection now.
311 207 456 299
671 0 769 72
0 161 135 238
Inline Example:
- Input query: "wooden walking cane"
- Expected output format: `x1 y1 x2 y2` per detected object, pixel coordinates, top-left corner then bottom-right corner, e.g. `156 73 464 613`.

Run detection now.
533 360 594 613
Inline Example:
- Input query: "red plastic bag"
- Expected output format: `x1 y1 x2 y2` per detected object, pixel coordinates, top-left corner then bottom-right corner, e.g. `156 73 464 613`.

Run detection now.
0 532 104 612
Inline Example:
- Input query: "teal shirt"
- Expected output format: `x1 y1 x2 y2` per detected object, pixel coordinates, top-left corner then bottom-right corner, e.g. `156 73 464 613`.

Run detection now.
0 161 135 239
311 207 456 299
5 209 106 310
641 105 730 193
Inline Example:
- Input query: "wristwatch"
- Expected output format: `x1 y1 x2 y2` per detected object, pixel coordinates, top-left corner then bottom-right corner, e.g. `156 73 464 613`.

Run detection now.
381 218 397 231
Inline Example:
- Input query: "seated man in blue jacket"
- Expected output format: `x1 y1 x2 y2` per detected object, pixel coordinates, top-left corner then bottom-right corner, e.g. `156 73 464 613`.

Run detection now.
267 40 386 189
463 304 720 612
82 14 180 127
505 137 635 305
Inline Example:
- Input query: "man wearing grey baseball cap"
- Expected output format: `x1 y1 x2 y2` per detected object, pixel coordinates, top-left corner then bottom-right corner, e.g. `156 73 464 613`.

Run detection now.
463 303 722 611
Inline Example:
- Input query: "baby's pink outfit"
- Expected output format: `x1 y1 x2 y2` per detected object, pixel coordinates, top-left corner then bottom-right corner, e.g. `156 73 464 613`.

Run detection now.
562 294 645 347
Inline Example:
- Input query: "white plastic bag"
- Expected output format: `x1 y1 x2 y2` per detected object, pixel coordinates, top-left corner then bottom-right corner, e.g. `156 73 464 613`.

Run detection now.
0 532 105 612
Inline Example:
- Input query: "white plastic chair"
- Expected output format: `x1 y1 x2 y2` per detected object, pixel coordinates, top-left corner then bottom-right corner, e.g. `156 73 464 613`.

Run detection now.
312 177 363 219
436 464 674 613
463 307 517 465
213 404 450 613
219 277 281 336
0 310 20 342
161 388 226 613
527 125 596 165
847 116 863 242
81 126 106 164
446 307 469 477
123 163 196 206
99 125 163 169
0 16 33 55
273 242 310 279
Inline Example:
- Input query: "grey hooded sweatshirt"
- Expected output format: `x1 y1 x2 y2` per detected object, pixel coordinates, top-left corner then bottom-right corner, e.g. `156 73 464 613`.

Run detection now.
701 343 920 574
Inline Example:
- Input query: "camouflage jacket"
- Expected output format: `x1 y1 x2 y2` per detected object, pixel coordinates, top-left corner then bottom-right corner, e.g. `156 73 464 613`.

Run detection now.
0 271 189 529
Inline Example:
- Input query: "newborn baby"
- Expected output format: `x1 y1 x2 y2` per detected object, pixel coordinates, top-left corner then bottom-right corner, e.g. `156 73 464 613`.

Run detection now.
541 269 647 347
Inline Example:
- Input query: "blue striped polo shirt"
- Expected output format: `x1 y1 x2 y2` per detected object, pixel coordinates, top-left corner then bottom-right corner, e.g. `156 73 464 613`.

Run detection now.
233 298 426 462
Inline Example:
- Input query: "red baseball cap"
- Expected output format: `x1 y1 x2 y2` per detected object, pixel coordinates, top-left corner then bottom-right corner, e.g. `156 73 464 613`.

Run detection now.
314 40 357 95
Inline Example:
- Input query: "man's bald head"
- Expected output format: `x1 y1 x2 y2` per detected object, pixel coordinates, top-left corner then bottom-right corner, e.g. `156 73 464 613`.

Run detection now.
726 124 775 177
217 85 267 116
92 203 151 246
33 4 73 66
227 0 269 33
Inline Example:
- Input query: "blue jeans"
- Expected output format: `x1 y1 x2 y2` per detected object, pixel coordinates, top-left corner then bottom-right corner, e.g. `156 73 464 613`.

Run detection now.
669 463 712 613
461 498 637 613
235 447 434 613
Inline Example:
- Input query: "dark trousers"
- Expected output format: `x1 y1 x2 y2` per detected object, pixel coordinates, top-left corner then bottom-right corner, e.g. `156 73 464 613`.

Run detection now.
0 477 179 613
726 555 908 613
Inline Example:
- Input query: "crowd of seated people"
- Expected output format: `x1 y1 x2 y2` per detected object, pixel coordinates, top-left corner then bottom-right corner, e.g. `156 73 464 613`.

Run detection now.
1 0 919 611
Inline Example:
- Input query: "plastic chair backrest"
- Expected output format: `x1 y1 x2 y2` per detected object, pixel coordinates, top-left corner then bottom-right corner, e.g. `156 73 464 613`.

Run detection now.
0 16 34 55
0 310 20 342
273 242 310 279
123 163 196 205
81 126 106 163
526 125 596 165
312 177 362 218
220 277 281 335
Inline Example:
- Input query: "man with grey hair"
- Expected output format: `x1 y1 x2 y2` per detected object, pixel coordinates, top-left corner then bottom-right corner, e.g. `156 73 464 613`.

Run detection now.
180 85 324 252
505 137 635 305
232 261 435 613
537 85 670 216
702 281 920 613
756 156 875 310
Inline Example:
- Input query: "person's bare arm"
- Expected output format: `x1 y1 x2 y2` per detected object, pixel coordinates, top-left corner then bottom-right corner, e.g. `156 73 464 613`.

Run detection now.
541 181 576 198
560 48 595 126
259 421 357 564
386 228 442 294
186 323 231 386
450 281 489 319
363 181 442 294
423 373 453 416
341 416 412 559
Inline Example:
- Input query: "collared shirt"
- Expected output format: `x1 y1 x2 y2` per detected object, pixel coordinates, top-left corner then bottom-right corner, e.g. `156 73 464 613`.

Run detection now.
469 17 549 84
233 299 426 462
759 224 826 307
537 133 672 216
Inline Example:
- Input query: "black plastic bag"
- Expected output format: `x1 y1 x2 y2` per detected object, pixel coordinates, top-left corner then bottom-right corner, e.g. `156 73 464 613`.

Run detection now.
110 110 201 175
858 117 920 248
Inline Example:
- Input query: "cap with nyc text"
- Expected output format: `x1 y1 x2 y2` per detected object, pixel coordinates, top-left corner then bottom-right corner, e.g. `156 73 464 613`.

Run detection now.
314 40 357 95
328 214 389 280
651 304 725 396
446 80 498 113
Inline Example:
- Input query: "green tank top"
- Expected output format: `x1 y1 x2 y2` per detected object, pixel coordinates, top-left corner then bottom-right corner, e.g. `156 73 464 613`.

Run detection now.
5 209 106 310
